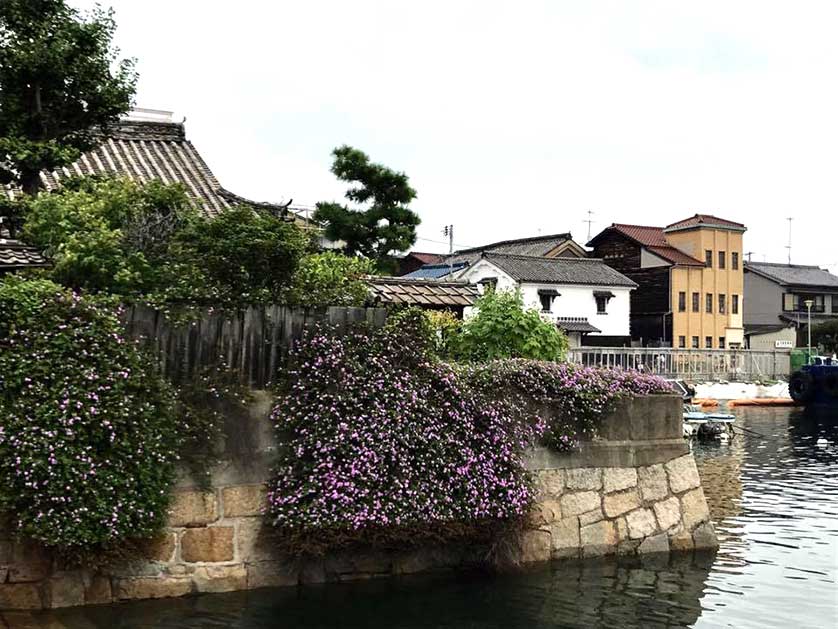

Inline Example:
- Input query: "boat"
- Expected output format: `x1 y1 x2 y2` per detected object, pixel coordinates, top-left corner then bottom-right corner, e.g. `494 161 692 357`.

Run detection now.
669 378 736 441
789 358 838 406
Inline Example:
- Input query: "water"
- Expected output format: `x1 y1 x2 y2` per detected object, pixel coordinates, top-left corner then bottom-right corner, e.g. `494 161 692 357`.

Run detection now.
17 407 838 628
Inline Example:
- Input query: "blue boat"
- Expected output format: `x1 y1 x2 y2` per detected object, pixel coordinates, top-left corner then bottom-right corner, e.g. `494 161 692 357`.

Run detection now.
789 359 838 405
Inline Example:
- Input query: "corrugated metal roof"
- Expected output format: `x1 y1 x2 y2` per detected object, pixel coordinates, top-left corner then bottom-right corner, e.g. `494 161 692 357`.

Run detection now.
0 240 48 269
482 253 638 287
2 120 299 222
746 262 838 289
365 276 479 307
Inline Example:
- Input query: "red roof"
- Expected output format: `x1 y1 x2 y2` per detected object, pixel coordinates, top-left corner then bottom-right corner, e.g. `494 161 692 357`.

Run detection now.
664 214 746 232
405 251 443 264
595 224 705 266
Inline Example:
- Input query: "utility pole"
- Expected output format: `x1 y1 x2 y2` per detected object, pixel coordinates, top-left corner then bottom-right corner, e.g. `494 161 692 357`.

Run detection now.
585 210 594 242
745 252 755 263
788 218 793 262
443 225 454 277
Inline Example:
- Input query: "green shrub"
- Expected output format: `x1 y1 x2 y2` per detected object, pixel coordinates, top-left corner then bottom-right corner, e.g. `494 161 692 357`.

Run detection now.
454 290 568 362
0 278 182 553
812 319 838 354
282 251 374 307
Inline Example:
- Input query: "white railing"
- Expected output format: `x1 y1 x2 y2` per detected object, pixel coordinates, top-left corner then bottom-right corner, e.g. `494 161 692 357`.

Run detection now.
566 347 791 380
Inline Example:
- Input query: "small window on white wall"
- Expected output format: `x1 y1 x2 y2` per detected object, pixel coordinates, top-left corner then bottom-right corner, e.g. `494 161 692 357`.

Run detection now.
593 290 614 314
538 289 560 312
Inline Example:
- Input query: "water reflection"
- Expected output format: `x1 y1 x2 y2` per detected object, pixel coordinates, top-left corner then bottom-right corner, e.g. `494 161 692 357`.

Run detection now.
6 407 837 629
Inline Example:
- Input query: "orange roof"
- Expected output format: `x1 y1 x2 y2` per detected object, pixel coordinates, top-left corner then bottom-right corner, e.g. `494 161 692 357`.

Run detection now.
592 224 705 267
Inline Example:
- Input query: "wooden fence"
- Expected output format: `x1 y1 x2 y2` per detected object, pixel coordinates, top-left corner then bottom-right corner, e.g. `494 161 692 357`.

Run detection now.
567 347 791 381
123 305 388 389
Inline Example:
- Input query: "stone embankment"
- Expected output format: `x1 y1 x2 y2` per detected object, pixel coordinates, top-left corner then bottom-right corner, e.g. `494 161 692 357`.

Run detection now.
0 394 717 610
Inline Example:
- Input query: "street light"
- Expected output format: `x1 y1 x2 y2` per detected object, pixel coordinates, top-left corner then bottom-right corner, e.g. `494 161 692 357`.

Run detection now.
804 298 814 364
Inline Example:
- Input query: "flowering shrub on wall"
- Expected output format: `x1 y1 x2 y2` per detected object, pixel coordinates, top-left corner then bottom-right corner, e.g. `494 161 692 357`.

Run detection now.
267 320 542 554
461 359 674 451
0 278 182 554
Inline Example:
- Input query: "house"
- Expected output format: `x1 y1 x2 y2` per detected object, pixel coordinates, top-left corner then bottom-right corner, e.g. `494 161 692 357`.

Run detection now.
0 237 48 275
454 252 637 347
744 262 838 349
588 214 746 349
365 276 479 318
396 252 443 277
1 108 312 229
403 233 589 280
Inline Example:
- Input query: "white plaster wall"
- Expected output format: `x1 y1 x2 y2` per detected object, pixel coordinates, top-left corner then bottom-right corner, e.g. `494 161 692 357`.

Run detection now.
459 260 632 336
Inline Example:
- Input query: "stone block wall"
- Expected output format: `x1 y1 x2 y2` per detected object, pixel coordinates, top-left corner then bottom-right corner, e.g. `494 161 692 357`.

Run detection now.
520 454 716 564
0 394 718 610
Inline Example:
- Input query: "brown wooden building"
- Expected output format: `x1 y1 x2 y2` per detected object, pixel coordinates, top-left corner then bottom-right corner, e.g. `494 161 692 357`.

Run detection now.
588 215 746 347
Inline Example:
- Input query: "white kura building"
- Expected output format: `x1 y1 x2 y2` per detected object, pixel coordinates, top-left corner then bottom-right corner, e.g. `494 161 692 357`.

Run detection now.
454 252 637 347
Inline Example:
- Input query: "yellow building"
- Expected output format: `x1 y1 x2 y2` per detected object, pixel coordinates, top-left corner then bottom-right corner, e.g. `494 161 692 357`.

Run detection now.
665 215 745 349
588 214 746 347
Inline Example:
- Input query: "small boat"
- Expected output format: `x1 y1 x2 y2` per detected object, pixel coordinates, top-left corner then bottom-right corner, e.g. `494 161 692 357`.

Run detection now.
789 359 838 406
683 404 736 441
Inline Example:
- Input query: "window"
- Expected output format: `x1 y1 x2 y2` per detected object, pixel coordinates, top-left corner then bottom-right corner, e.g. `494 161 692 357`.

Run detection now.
678 291 686 312
705 250 713 267
732 252 739 270
706 293 713 314
705 336 713 349
732 294 739 315
538 289 559 313
478 277 498 293
593 290 614 315
719 294 726 314
719 337 726 349
718 251 726 269
678 336 686 348
783 293 825 313
692 292 700 312
691 336 699 349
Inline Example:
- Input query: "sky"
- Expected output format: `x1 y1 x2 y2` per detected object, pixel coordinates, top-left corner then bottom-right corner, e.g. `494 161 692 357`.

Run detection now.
72 1 838 271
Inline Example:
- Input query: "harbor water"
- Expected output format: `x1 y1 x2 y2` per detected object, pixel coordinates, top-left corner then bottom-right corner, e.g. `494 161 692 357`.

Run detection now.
14 407 838 629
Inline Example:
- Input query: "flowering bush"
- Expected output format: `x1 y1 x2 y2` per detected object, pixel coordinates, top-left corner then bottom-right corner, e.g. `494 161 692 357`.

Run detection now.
267 323 541 554
0 278 182 553
461 359 674 451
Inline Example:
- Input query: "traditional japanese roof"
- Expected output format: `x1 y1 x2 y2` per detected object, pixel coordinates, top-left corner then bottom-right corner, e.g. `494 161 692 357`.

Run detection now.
556 317 601 334
480 253 638 287
664 213 746 233
443 233 586 266
365 276 479 307
0 240 49 270
745 262 838 290
2 119 299 222
587 223 705 267
744 323 794 336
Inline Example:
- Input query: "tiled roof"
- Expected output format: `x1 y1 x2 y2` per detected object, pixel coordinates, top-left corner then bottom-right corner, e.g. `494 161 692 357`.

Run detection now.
365 276 479 307
556 317 601 333
403 262 469 279
443 233 580 266
0 240 49 269
746 262 838 289
482 253 638 287
664 214 746 233
589 224 705 267
2 120 298 221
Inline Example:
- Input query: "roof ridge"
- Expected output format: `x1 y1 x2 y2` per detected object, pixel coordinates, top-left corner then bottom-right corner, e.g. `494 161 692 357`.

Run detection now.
611 222 665 230
451 232 573 255
483 252 601 262
746 261 822 269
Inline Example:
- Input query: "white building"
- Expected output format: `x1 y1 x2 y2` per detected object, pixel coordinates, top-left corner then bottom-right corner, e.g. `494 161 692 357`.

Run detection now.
454 253 637 347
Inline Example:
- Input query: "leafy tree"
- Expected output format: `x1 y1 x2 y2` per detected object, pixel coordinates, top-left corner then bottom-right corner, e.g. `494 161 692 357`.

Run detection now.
163 205 310 308
314 145 420 273
282 251 374 307
453 290 568 362
22 177 196 294
0 0 137 195
812 319 838 354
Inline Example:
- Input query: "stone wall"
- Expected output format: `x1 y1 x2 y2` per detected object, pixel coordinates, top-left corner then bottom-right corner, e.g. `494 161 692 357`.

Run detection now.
0 394 718 610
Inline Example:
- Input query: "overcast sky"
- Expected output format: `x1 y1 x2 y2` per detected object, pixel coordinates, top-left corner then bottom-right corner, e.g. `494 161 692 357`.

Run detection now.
73 1 838 270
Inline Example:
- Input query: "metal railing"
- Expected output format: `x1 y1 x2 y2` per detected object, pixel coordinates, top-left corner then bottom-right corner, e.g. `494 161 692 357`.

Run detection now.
566 347 791 380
